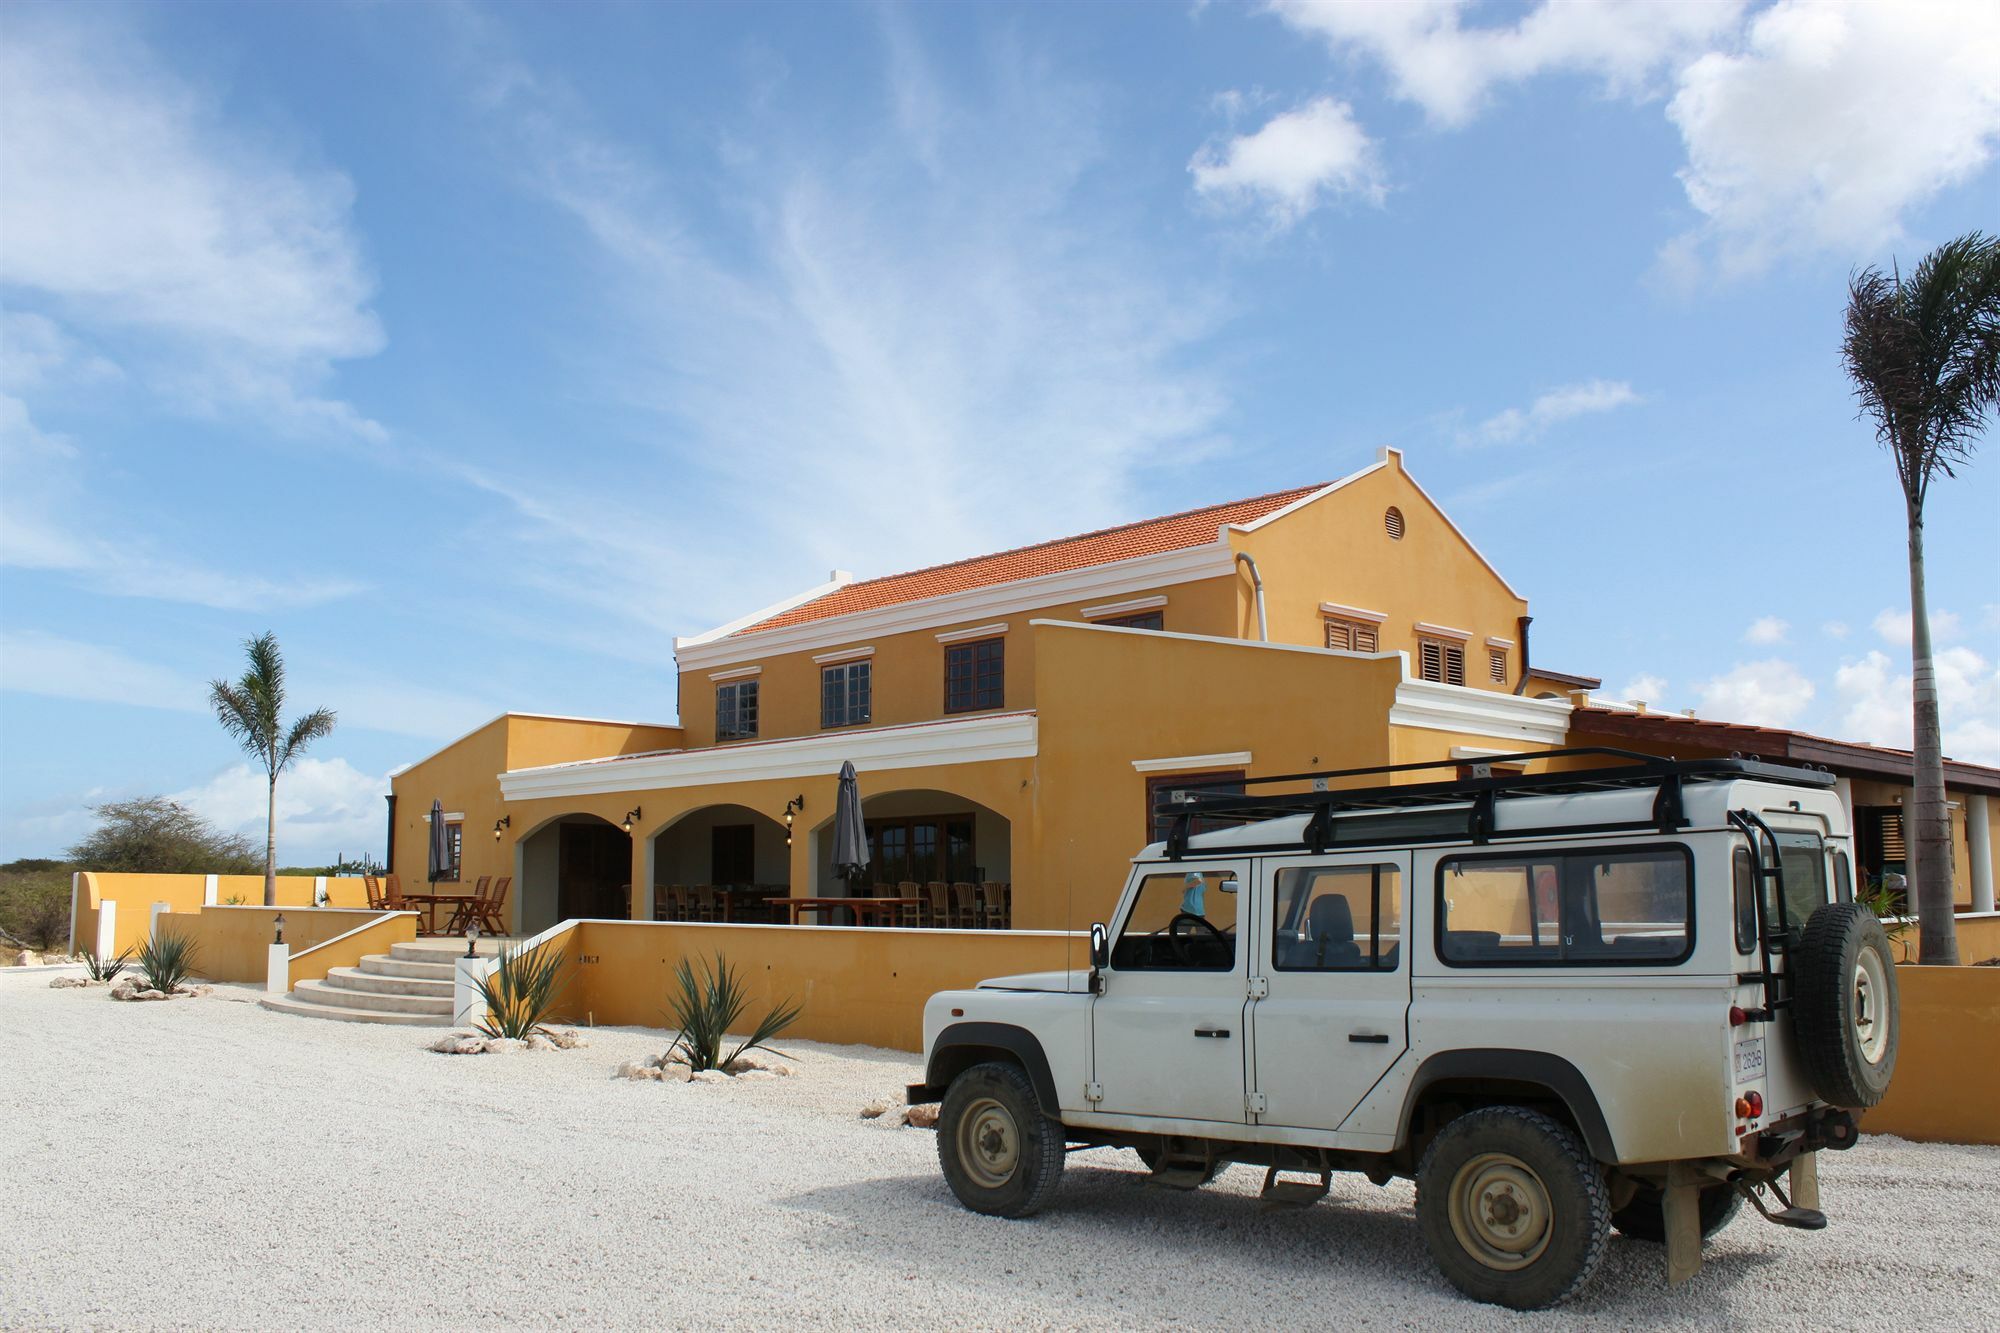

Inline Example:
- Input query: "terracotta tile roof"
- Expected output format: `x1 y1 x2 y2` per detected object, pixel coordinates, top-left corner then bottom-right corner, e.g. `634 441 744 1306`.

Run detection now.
736 482 1329 635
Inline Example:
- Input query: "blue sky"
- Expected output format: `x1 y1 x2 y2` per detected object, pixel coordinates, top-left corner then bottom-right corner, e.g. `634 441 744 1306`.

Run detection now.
2 0 1997 864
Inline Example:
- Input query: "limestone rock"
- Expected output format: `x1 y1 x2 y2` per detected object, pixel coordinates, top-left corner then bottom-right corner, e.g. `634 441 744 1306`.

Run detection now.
49 977 91 989
524 1034 555 1052
660 1061 692 1083
133 989 168 1002
734 1069 778 1082
689 1069 730 1084
431 1033 489 1055
903 1105 940 1129
859 1101 889 1120
615 1059 660 1080
548 1029 590 1050
483 1037 527 1055
13 950 42 967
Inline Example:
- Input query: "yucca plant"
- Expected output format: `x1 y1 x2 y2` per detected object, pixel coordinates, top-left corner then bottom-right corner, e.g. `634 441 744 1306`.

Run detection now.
663 952 802 1073
473 939 570 1039
136 932 198 993
83 947 134 983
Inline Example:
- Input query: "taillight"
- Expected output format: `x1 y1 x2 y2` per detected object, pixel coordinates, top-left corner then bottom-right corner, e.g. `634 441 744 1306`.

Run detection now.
1735 1091 1764 1119
1729 1006 1749 1027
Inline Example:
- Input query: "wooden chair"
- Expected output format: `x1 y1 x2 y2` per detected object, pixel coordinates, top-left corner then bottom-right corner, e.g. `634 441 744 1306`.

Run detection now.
446 876 492 934
951 882 980 929
664 885 688 921
897 881 924 928
925 882 951 928
693 885 718 923
478 877 511 936
363 876 389 911
979 881 1009 930
383 874 432 936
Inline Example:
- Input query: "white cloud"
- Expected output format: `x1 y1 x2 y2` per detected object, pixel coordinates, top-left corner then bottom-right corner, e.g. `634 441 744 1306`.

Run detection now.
1665 0 2000 277
1614 673 1669 707
1822 620 1850 640
1467 379 1639 444
1189 96 1385 227
1744 616 1789 645
1836 646 2000 765
1695 658 1816 727
0 10 383 435
1872 607 1963 647
1267 0 1744 128
170 757 390 865
0 630 202 713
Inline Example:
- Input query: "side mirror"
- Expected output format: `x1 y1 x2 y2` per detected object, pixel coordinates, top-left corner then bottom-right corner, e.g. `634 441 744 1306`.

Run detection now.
1219 877 1241 895
1089 922 1109 970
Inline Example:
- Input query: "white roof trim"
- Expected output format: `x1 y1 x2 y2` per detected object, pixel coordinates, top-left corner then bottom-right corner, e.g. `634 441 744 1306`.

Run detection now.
1081 594 1168 619
708 665 762 682
676 541 1234 672
935 622 1009 644
1319 602 1388 624
673 571 857 651
500 712 1038 801
1390 680 1570 746
1485 636 1516 649
1029 617 1404 662
1131 751 1253 774
811 646 875 665
1414 622 1474 642
1226 457 1389 534
1450 746 1522 760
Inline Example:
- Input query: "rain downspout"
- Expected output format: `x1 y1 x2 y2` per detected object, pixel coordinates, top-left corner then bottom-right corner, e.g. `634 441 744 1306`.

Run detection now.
1235 552 1268 642
1513 614 1533 695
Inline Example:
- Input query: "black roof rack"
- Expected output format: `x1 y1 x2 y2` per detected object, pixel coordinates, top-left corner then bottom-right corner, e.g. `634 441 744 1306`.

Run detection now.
1152 747 1833 860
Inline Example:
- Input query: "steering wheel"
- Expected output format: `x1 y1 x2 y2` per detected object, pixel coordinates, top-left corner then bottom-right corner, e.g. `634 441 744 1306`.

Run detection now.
1166 912 1221 964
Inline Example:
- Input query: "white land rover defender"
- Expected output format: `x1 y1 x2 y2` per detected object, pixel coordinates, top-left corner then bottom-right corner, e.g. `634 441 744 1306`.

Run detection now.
908 751 1898 1310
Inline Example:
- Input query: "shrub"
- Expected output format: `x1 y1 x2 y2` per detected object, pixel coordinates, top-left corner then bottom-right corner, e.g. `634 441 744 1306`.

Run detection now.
136 932 198 993
663 952 801 1073
473 940 569 1039
68 797 258 874
84 948 134 983
0 864 72 950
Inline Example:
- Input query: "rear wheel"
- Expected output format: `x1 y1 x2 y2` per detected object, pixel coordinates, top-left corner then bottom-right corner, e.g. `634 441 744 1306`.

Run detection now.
1416 1107 1610 1310
1792 903 1899 1108
937 1061 1065 1218
1611 1182 1742 1243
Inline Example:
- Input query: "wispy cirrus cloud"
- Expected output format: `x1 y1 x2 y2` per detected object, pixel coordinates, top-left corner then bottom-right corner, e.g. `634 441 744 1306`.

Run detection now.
1463 379 1640 445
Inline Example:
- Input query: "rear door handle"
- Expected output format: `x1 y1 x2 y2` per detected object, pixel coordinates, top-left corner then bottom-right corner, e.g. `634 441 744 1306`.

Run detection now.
1194 1027 1231 1039
1348 1032 1389 1044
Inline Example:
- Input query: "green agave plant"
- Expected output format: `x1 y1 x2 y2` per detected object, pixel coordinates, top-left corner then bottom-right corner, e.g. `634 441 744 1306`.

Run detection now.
83 947 134 983
473 939 570 1039
136 932 198 993
664 952 801 1073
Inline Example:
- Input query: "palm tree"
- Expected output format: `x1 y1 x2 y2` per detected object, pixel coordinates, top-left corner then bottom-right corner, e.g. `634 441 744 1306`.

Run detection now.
1841 232 2000 967
208 633 338 907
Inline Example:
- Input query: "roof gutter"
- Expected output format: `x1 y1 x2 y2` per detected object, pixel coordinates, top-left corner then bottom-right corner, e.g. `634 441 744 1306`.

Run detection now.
1234 552 1268 642
1513 614 1533 695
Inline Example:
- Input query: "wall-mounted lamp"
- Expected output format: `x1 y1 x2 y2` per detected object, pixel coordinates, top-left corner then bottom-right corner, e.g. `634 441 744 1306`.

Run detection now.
493 814 511 841
622 806 642 834
783 794 805 847
273 913 286 946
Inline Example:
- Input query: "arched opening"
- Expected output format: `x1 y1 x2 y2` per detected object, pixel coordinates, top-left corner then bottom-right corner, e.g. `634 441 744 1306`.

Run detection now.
515 813 631 936
648 804 791 923
807 787 1013 927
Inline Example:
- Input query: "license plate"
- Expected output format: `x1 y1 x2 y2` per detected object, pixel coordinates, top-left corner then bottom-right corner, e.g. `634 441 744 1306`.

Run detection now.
1734 1036 1766 1083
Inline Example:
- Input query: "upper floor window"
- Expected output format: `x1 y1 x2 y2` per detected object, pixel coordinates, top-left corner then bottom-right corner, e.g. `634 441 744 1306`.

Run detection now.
716 679 759 740
1099 611 1164 631
944 638 1004 713
1419 637 1466 686
1325 618 1379 653
821 660 872 728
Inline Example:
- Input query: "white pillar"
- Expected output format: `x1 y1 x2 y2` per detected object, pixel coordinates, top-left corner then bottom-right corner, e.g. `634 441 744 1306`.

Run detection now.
203 873 219 906
453 955 496 1027
266 942 291 993
149 901 170 941
1970 793 1995 915
95 900 116 960
314 875 328 907
68 872 82 956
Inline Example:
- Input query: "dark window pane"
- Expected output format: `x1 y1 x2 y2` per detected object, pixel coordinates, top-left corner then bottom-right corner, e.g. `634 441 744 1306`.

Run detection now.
1098 611 1164 631
1438 847 1691 966
717 680 758 740
944 638 1004 713
820 660 872 728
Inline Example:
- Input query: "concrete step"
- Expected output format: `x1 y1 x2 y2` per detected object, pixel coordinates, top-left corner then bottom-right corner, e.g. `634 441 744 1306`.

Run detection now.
260 993 447 1027
359 954 456 982
293 978 453 1016
389 939 509 965
325 965 452 998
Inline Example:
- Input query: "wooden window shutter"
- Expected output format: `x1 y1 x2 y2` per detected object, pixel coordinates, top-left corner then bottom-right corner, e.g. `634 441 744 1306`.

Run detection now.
1879 809 1907 861
1355 624 1377 652
1489 647 1507 683
1419 640 1444 682
1325 620 1352 651
1445 643 1465 686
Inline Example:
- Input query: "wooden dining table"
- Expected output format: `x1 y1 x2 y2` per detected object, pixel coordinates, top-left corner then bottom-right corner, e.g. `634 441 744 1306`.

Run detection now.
400 892 478 935
779 897 920 927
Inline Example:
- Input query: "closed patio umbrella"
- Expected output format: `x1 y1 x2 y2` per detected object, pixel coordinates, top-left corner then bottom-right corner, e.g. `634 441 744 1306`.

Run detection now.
831 761 869 887
426 798 450 893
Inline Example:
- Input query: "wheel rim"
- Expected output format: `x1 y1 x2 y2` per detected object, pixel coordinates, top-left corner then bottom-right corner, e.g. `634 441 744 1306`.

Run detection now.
1853 945 1890 1065
957 1096 1020 1190
1448 1152 1554 1271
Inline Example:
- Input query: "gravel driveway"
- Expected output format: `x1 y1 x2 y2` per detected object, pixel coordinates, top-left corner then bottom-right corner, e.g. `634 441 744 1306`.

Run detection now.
2 965 1995 1331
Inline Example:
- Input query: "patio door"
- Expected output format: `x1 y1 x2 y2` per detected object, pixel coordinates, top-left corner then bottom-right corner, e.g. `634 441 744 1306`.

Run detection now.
558 823 630 920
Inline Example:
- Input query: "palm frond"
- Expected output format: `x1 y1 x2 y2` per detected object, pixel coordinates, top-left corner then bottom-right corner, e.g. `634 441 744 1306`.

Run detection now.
277 706 338 772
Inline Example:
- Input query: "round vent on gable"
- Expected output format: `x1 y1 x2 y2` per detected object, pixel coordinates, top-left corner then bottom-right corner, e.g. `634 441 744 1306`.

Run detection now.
1384 505 1405 540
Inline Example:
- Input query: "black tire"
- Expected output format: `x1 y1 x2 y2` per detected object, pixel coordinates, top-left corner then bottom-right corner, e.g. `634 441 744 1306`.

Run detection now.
1611 1183 1742 1243
937 1061 1066 1218
1415 1107 1611 1310
1792 903 1899 1109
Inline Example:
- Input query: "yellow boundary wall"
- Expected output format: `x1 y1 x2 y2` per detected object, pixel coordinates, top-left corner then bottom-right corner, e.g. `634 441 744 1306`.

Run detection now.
155 906 414 984
532 920 1085 1052
1895 912 2000 965
1864 964 2000 1145
70 872 371 958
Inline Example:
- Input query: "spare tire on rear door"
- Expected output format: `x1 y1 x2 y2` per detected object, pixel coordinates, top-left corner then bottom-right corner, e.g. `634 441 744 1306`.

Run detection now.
1790 903 1898 1108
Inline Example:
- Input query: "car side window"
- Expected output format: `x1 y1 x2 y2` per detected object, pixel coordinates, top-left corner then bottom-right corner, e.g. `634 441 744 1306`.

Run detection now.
1438 846 1692 966
1272 864 1401 971
1110 871 1238 971
1733 846 1759 954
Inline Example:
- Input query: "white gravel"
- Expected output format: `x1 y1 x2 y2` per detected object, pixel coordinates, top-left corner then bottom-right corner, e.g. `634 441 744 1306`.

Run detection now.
2 963 1996 1331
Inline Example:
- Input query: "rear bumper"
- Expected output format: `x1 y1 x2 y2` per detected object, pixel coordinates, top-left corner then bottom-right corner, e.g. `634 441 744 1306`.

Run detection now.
1748 1106 1860 1168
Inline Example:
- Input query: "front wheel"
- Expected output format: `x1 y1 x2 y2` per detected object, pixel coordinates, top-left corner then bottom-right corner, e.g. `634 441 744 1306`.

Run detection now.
937 1061 1066 1218
1416 1107 1611 1310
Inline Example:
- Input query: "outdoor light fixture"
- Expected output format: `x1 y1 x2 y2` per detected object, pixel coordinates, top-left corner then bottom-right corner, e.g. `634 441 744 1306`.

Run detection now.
493 814 511 841
273 914 286 945
623 806 642 833
466 920 481 959
784 794 805 847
